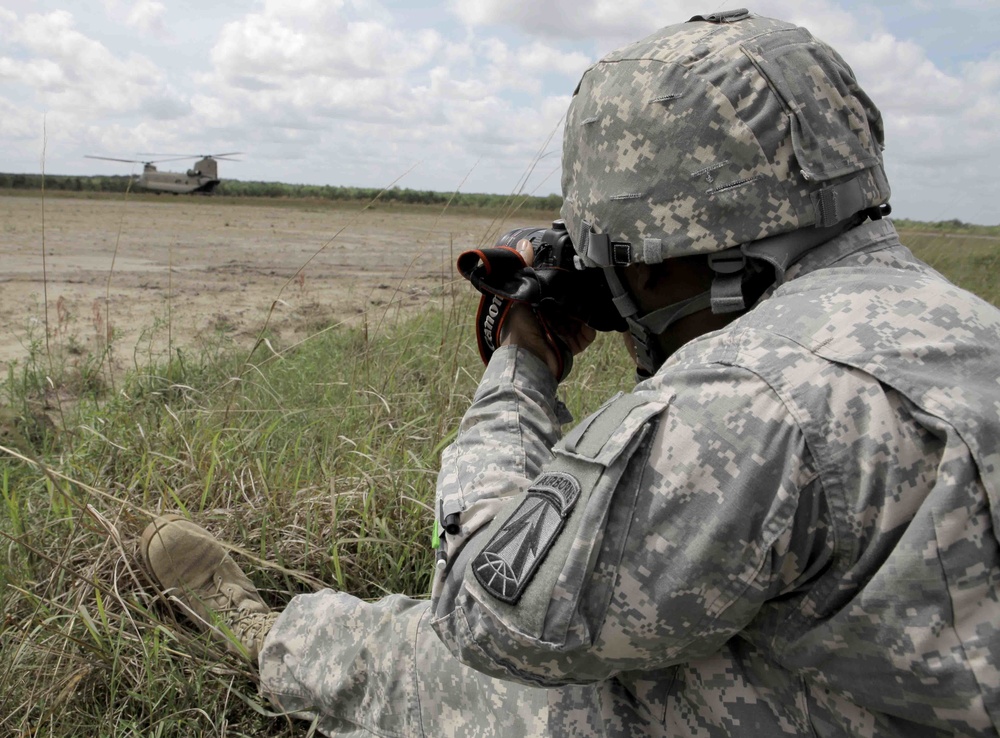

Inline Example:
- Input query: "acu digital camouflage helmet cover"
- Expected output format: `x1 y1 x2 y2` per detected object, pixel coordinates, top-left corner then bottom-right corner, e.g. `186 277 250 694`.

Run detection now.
561 9 891 267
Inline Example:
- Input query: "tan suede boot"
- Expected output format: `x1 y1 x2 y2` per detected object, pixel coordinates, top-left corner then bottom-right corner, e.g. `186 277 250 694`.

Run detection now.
141 514 278 661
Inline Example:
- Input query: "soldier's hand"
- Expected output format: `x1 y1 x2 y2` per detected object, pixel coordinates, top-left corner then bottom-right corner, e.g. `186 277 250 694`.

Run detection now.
500 240 596 379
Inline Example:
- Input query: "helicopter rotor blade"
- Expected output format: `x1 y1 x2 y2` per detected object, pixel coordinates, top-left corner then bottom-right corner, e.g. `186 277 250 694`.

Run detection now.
85 155 147 164
138 152 244 160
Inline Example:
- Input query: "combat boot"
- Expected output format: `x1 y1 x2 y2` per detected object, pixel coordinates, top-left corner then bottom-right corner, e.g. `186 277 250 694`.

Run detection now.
141 514 278 661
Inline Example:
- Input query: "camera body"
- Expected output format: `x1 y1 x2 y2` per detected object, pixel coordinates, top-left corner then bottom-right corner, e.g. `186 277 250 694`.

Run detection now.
495 220 626 333
495 220 577 274
457 219 626 378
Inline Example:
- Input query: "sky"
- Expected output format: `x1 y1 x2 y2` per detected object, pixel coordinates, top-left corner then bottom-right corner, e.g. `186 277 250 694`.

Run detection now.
1 0 998 224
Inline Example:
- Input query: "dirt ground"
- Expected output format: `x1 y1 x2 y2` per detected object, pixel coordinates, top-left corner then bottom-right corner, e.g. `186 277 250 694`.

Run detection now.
0 194 513 377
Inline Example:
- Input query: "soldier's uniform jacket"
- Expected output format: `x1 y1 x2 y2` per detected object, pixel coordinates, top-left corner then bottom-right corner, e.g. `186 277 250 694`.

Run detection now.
429 218 1000 737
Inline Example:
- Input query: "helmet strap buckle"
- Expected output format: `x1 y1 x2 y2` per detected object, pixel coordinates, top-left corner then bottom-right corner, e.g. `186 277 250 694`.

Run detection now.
579 220 634 267
708 246 751 313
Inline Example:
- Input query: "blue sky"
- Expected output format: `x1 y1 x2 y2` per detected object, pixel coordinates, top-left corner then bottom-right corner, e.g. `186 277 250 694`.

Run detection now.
1 0 998 224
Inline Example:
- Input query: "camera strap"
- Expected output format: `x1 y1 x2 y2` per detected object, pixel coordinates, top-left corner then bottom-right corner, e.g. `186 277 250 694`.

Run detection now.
457 246 572 380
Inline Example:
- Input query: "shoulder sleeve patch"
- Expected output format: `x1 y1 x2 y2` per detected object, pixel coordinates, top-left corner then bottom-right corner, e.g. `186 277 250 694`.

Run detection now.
472 471 581 604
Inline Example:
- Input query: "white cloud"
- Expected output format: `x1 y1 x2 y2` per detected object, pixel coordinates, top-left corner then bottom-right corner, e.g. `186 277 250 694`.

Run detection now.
448 0 663 41
478 39 591 94
126 0 168 37
211 6 443 83
966 51 1000 91
849 34 964 116
0 56 64 88
193 1 584 192
0 7 15 31
187 93 244 130
101 0 169 37
517 42 592 77
2 10 175 116
0 96 39 139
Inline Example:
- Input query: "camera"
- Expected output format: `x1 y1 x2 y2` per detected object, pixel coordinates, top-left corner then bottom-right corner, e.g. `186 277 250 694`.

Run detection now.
490 220 625 333
457 219 626 377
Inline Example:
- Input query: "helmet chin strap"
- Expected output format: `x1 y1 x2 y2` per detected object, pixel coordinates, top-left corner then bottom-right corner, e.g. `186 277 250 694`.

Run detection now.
634 291 714 334
602 266 718 378
588 212 872 377
602 251 759 377
625 291 713 377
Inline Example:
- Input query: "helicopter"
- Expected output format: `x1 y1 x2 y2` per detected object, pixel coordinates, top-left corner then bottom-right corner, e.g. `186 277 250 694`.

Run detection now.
83 152 242 194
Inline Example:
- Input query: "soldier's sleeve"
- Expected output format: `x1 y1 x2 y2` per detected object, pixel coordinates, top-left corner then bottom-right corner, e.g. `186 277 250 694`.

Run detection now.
432 345 568 601
431 360 827 686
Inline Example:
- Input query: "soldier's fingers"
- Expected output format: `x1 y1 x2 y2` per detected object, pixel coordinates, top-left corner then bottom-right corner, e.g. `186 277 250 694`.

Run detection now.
516 238 535 266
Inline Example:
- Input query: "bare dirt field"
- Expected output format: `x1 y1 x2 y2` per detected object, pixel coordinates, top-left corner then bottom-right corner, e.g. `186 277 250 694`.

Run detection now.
1 194 515 377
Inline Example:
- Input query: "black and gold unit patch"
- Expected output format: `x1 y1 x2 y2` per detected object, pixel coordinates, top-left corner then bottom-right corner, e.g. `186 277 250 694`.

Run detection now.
473 471 581 604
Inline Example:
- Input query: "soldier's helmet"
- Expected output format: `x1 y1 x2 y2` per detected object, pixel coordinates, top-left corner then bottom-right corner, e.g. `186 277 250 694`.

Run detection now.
561 9 891 268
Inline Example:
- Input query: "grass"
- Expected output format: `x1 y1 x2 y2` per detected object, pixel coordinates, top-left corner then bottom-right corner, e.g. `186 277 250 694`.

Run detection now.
0 219 997 736
0 269 631 735
902 231 1000 306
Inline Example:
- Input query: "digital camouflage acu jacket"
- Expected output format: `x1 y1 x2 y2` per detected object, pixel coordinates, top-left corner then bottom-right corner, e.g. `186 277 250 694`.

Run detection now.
431 218 1000 737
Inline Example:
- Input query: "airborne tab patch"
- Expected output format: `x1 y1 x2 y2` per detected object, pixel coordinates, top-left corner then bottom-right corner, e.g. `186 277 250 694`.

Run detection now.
473 472 581 604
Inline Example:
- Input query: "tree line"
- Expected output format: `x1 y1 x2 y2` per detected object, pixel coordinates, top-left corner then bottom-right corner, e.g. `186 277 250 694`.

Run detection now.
0 172 134 193
0 172 563 211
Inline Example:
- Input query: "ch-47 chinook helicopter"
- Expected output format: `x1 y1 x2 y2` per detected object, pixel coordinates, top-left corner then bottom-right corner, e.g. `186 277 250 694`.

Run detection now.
84 152 242 194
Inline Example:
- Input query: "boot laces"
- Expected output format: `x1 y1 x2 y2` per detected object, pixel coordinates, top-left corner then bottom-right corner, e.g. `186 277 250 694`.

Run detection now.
231 610 277 640
208 572 256 614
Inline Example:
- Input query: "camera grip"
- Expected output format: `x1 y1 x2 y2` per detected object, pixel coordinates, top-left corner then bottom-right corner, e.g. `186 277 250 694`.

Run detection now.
459 246 572 380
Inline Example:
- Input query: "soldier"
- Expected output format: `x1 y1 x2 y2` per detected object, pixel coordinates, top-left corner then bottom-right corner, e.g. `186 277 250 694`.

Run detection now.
142 9 1000 737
